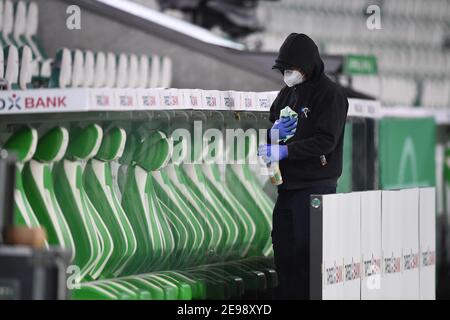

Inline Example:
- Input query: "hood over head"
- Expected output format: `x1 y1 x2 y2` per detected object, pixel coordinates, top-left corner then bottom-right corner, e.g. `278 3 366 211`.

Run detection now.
273 33 324 82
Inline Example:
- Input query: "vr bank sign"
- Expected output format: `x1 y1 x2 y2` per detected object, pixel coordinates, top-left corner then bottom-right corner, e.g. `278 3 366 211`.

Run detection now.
0 93 67 110
0 89 89 114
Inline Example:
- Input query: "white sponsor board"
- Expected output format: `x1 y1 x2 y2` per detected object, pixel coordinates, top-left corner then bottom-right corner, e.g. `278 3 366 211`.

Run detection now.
381 190 403 299
90 88 116 111
348 98 381 119
240 92 258 112
137 88 161 110
360 191 382 299
0 88 89 114
255 92 273 112
114 88 138 110
3 88 443 125
182 89 203 110
400 188 420 299
220 91 241 111
159 88 186 110
419 188 436 300
342 192 361 300
322 192 362 300
200 90 222 111
322 194 344 299
320 188 435 300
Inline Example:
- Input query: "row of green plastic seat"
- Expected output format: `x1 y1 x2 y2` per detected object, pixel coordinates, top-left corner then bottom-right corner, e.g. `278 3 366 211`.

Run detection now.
1 0 52 88
1 44 173 90
50 48 172 89
3 121 276 299
1 1 172 90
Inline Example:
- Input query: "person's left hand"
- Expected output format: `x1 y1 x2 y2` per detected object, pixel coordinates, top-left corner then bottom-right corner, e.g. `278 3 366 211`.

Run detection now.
258 144 288 164
270 117 297 141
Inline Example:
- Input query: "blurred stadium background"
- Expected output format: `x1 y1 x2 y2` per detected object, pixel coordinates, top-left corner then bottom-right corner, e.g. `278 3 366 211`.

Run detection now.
136 0 450 107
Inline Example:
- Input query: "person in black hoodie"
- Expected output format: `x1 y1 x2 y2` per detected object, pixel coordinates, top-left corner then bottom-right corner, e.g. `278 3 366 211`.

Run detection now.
258 33 349 299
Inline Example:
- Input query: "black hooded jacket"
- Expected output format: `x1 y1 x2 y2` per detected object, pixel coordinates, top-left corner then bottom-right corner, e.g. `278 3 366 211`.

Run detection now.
269 33 349 190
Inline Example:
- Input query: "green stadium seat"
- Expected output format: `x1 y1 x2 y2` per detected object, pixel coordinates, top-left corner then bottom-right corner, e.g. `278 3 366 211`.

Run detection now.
3 126 43 232
18 45 32 89
160 55 172 88
148 54 160 88
1 0 15 46
116 53 128 88
4 45 19 89
83 127 138 277
52 124 111 281
24 1 47 60
12 1 26 47
127 54 138 88
0 47 3 80
105 52 116 88
70 49 84 88
22 127 76 260
93 52 106 88
49 48 72 88
137 54 149 88
82 50 95 88
71 283 119 300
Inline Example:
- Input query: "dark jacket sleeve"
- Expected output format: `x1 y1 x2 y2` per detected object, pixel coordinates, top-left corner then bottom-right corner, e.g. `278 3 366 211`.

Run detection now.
286 88 348 160
269 88 284 123
266 88 284 143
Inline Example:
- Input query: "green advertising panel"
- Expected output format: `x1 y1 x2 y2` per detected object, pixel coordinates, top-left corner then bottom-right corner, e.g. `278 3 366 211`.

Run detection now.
343 54 378 75
337 123 352 193
444 148 450 184
379 117 436 189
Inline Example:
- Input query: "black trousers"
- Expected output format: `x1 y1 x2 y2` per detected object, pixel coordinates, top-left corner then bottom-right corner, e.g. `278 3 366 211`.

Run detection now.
272 185 336 300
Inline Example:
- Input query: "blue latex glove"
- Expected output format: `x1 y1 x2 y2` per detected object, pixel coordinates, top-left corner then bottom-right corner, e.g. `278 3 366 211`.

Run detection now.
258 144 288 164
270 117 298 142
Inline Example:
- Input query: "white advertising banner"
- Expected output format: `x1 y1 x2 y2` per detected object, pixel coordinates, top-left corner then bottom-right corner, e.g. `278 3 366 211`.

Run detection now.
322 194 344 300
137 88 161 110
318 188 434 300
0 88 405 118
348 98 381 118
113 88 138 110
400 188 420 299
255 92 273 112
0 88 90 114
220 91 241 111
342 192 361 300
182 89 203 110
419 187 436 300
361 190 382 299
201 90 222 110
381 190 403 299
241 92 258 111
89 88 116 111
159 88 185 110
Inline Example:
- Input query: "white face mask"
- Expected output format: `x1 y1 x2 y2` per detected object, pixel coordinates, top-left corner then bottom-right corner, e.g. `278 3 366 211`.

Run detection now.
283 69 305 87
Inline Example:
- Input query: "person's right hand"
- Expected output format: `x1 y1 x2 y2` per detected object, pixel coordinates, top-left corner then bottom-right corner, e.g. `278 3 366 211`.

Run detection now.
270 117 298 141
